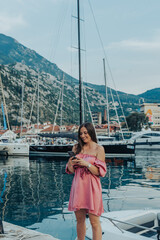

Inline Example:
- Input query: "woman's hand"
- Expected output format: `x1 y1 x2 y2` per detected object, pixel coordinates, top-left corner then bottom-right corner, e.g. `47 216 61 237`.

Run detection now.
72 157 88 167
72 157 100 176
68 157 75 166
67 157 76 173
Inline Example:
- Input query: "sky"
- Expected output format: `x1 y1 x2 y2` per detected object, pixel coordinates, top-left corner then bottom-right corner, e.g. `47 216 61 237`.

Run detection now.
0 0 160 95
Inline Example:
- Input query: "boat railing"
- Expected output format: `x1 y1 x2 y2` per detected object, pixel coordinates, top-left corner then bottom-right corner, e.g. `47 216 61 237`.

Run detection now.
101 215 160 239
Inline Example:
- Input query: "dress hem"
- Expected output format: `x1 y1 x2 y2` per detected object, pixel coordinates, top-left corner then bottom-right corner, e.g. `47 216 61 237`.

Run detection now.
68 207 104 217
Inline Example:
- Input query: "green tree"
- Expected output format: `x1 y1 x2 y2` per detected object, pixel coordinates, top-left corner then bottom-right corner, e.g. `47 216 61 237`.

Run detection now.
126 112 149 131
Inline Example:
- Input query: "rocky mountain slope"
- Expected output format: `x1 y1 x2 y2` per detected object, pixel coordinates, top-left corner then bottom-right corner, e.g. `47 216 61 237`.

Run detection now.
0 62 108 125
0 33 159 126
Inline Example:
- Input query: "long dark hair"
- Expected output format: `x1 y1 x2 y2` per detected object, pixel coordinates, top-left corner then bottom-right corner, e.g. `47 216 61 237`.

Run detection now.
75 122 97 154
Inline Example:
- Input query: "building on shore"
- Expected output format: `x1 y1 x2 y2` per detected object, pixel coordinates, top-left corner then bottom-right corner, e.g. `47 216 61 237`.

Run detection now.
91 112 102 125
140 103 160 130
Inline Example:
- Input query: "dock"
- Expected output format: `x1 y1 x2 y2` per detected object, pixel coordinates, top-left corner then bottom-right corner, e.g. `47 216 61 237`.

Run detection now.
1 221 60 240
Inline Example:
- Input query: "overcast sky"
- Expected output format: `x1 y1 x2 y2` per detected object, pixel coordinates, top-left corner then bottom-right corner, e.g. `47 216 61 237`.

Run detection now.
0 0 160 95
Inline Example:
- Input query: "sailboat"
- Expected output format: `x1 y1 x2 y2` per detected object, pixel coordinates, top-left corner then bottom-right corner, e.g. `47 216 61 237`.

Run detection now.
95 58 135 158
30 0 135 159
0 74 29 156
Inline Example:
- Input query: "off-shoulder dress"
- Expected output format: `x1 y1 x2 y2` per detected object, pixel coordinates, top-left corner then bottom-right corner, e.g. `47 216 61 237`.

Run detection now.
66 153 107 216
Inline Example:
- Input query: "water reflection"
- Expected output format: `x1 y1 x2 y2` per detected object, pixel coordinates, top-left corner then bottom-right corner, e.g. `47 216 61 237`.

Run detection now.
102 150 160 215
145 167 160 181
0 157 72 226
106 157 136 167
0 151 160 240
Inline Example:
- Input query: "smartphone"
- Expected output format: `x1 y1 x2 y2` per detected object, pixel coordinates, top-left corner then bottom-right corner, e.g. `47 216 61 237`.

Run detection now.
68 151 77 159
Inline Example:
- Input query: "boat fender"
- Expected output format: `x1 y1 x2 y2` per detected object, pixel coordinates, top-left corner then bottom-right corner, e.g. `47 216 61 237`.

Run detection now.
157 213 160 226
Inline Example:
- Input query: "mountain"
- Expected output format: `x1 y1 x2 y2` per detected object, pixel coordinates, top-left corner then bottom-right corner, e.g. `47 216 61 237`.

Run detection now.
0 33 77 85
138 88 160 102
0 33 159 126
0 62 107 126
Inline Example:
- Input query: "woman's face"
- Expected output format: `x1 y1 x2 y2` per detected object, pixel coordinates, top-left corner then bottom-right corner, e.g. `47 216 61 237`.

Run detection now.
79 127 91 143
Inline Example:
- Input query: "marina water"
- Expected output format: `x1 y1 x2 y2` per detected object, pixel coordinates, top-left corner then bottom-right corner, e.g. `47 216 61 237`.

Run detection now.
0 151 160 240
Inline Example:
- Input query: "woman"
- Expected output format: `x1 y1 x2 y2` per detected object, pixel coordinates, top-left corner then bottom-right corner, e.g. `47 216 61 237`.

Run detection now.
66 122 107 240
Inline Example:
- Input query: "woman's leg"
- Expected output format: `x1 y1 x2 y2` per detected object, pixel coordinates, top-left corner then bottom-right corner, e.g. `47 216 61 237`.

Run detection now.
75 209 86 240
88 213 102 240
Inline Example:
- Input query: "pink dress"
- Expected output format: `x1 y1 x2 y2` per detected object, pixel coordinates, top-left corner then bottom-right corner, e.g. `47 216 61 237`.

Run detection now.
66 153 107 216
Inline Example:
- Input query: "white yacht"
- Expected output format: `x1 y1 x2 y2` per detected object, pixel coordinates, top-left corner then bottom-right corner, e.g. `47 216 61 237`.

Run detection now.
128 130 160 150
0 130 29 156
86 209 160 240
0 141 29 156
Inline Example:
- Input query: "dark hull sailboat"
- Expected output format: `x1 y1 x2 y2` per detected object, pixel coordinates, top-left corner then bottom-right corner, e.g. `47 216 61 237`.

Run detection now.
29 138 135 158
29 143 135 158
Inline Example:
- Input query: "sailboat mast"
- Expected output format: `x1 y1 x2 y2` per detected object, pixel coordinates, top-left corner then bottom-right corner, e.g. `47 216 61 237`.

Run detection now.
77 0 83 125
0 74 10 131
60 74 64 127
37 71 40 132
103 58 110 137
20 77 25 136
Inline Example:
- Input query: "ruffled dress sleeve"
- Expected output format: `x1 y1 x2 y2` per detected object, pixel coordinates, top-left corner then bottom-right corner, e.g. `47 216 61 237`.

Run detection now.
94 159 107 177
65 163 74 174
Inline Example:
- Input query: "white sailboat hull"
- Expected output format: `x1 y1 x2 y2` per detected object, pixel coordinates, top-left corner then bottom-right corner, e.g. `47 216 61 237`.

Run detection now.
0 142 29 156
129 131 160 150
135 138 160 150
86 209 160 240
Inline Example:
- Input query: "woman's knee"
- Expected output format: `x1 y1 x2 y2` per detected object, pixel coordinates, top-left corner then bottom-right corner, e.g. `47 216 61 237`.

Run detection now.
89 214 100 229
90 220 100 229
75 210 86 224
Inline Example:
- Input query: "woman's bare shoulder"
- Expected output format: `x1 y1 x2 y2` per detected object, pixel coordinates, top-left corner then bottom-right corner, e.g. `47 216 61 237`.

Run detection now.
97 144 105 152
96 144 105 161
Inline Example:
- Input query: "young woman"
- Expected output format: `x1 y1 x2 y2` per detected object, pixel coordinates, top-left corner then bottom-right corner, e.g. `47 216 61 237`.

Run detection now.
66 122 107 240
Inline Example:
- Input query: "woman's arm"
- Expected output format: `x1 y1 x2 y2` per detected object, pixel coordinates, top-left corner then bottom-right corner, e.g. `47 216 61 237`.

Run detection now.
87 146 105 175
96 145 105 162
72 145 105 176
66 145 77 173
67 158 75 173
